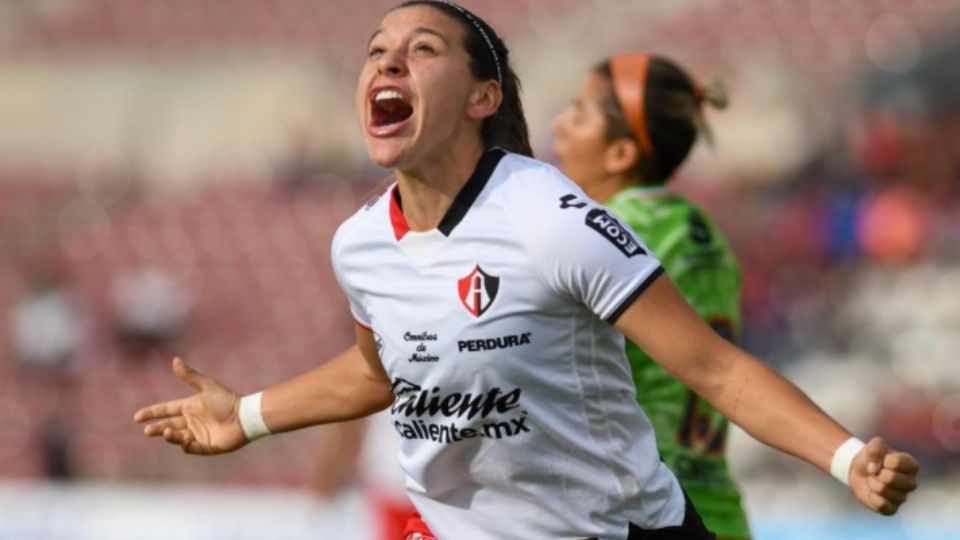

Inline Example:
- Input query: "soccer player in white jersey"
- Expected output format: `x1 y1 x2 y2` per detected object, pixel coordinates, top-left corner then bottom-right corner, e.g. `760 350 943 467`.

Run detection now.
134 2 919 539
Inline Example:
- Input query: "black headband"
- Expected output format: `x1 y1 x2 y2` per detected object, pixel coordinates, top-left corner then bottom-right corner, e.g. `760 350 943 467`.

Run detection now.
429 1 503 86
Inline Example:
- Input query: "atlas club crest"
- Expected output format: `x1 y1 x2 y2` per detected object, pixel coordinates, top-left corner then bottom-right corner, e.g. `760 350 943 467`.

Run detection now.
457 265 500 317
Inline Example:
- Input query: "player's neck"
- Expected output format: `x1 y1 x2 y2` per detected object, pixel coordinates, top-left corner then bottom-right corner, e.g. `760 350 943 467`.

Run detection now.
394 138 486 232
585 175 635 205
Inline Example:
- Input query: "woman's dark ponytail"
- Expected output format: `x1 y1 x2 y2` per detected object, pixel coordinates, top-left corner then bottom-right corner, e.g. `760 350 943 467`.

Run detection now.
597 55 727 183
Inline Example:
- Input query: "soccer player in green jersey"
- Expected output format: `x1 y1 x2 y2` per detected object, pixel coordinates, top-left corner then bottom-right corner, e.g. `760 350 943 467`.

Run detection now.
552 53 750 539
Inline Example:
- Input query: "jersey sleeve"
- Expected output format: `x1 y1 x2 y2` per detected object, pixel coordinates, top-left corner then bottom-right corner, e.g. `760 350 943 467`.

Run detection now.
511 164 665 323
330 220 373 328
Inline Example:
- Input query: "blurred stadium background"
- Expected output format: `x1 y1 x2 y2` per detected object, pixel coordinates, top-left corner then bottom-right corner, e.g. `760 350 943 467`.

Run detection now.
0 0 958 538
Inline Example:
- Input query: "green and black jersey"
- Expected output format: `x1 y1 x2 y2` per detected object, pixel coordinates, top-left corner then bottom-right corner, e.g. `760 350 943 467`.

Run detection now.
607 185 751 539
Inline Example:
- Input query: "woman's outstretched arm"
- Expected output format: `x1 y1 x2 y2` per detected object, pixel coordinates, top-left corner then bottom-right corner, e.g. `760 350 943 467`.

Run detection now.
133 324 393 454
615 275 919 516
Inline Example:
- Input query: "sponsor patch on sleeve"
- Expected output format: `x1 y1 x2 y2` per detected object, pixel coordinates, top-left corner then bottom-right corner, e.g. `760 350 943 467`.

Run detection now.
584 208 647 258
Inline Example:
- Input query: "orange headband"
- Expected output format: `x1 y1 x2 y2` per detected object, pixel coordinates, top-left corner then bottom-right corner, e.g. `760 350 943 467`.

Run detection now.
609 53 654 159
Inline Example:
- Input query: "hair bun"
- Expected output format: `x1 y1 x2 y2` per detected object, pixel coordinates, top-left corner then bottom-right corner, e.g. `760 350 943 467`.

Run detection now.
698 77 729 111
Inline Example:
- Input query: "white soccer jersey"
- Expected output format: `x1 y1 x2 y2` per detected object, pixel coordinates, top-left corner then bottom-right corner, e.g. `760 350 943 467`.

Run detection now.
331 150 685 539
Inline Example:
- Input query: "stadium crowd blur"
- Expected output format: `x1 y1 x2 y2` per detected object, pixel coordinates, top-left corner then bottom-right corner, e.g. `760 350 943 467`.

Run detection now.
0 0 958 534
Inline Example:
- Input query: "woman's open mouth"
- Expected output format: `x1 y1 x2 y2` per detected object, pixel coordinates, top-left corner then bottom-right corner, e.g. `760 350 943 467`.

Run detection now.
369 87 414 137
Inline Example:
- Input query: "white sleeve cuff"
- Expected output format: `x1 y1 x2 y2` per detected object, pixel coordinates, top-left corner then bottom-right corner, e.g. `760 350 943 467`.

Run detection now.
238 392 271 442
830 437 865 486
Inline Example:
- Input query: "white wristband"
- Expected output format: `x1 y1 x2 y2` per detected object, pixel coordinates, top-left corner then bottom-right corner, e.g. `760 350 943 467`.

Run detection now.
830 437 865 486
238 392 271 442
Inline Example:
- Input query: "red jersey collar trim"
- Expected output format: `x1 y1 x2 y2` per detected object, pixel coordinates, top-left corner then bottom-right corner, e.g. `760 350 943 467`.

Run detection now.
387 149 507 242
389 184 410 241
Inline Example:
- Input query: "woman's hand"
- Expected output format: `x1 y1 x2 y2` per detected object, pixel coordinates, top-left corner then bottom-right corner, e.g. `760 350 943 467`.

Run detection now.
849 437 920 515
133 357 248 455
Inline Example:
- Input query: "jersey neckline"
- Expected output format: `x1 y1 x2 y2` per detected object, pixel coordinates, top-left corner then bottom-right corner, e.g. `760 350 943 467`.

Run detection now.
389 148 507 241
611 184 671 202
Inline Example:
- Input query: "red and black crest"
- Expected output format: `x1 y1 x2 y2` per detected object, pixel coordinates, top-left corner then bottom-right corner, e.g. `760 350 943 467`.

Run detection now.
457 265 500 317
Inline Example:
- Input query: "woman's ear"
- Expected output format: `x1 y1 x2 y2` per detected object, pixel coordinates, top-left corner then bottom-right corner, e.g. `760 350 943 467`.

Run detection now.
466 80 503 121
604 138 640 176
